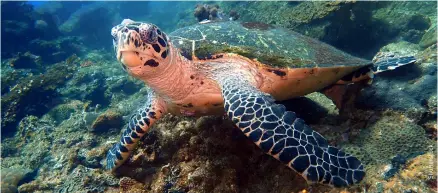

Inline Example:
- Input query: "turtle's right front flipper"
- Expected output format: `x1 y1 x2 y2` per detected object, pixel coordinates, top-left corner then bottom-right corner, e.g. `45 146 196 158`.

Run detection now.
216 75 365 187
106 91 167 171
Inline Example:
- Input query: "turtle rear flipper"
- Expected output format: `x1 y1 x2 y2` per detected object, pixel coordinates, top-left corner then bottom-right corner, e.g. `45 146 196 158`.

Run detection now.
373 53 416 73
215 75 365 187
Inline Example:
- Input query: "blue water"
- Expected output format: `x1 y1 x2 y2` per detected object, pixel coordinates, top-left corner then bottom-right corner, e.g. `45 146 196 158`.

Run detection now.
1 1 437 193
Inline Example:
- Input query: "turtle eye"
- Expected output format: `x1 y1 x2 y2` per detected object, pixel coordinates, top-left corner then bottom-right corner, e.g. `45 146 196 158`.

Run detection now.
139 25 158 44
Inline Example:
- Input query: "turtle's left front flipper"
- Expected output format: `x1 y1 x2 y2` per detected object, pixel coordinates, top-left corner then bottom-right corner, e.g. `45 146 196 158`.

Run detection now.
215 76 365 187
106 91 167 171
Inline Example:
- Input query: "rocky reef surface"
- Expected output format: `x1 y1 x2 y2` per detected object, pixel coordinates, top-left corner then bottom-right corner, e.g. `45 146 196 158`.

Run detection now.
1 1 436 193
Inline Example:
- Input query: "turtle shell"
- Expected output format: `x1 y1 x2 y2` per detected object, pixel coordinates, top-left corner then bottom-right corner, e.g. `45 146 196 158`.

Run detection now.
168 21 370 68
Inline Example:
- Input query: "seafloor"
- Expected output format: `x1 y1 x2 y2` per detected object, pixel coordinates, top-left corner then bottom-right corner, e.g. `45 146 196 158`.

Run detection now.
1 1 437 193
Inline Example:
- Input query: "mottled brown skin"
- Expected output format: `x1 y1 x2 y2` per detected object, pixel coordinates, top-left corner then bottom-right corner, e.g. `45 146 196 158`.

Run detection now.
115 24 364 117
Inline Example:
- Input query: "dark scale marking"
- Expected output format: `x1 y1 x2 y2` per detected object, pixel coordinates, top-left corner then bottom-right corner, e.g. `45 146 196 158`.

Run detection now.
115 151 123 160
261 122 277 130
314 146 323 158
332 176 347 187
339 158 348 168
158 37 167 47
241 114 254 122
306 167 319 182
279 147 299 163
242 127 251 133
338 151 346 157
161 50 167 59
260 137 274 152
276 126 286 134
131 132 140 139
238 121 251 128
298 146 307 155
271 139 285 155
291 156 310 173
273 134 286 141
347 170 354 184
328 146 339 155
310 155 317 165
286 138 299 146
234 107 245 117
323 172 332 184
144 117 150 126
248 129 263 142
346 156 362 169
145 59 159 67
135 125 145 133
339 168 347 180
152 44 161 53
305 144 314 154
330 165 339 176
307 136 318 146
261 131 274 140
119 144 129 152
265 114 277 122
245 108 255 114
317 166 325 182
323 152 330 163
323 162 330 171
124 136 133 144
123 129 130 137
134 39 139 47
250 121 261 130
267 69 287 77
353 170 365 183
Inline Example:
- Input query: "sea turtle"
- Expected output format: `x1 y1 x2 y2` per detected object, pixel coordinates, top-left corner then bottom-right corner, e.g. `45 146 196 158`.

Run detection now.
106 19 415 187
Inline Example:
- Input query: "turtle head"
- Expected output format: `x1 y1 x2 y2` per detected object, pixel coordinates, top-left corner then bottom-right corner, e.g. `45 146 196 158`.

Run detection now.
112 19 171 79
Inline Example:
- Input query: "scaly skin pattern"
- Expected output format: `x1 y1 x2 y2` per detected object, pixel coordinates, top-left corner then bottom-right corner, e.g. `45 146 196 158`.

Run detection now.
108 19 369 187
106 91 167 170
214 73 364 187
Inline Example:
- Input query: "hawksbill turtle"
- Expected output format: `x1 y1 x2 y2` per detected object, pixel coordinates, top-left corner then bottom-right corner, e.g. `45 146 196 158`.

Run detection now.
106 19 415 187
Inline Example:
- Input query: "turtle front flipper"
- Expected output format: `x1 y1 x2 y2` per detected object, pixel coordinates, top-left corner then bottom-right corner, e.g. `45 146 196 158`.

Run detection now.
106 91 167 171
216 76 365 187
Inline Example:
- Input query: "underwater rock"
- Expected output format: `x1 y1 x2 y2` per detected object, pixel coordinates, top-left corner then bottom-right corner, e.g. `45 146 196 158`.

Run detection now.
90 110 123 133
1 62 76 136
59 2 120 49
420 25 437 49
28 37 83 65
357 41 436 116
382 155 407 180
34 19 48 31
46 100 83 125
194 4 222 22
219 1 436 58
8 52 41 69
376 153 437 192
1 167 33 193
119 177 146 193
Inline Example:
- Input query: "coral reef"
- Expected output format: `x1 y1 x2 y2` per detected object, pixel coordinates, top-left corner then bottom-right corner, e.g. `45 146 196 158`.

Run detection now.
1 167 33 193
194 4 221 22
1 62 76 136
90 110 123 133
219 1 436 58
